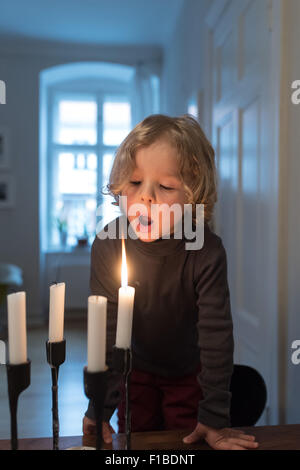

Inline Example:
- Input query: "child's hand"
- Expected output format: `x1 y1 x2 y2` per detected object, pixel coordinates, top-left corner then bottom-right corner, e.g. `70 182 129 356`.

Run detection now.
183 422 259 450
82 416 116 444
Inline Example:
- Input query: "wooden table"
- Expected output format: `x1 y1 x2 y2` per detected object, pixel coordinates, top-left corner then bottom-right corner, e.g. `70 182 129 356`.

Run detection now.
0 424 300 450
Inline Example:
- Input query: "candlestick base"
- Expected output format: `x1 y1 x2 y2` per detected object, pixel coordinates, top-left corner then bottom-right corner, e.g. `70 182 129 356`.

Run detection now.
112 346 132 450
83 367 108 451
46 339 66 450
6 360 31 450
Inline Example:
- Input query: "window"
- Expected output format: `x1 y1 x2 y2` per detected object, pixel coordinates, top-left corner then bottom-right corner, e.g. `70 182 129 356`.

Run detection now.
187 96 198 119
40 62 160 251
49 92 131 248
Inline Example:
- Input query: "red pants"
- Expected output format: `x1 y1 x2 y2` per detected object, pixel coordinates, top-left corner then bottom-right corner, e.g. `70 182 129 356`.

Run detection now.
117 364 203 433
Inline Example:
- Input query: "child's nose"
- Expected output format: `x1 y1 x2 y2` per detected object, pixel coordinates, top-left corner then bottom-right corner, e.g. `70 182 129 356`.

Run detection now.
140 186 155 203
141 194 153 204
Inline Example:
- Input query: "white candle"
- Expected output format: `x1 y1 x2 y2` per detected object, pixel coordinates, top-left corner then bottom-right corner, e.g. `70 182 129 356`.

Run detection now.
87 295 107 372
115 238 135 349
7 291 27 364
116 286 135 349
48 282 65 342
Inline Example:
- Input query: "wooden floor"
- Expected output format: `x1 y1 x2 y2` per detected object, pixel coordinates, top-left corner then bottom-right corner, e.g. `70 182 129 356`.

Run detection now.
0 320 118 439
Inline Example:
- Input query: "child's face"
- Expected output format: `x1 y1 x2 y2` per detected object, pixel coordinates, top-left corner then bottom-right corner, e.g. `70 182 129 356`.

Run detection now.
121 138 187 242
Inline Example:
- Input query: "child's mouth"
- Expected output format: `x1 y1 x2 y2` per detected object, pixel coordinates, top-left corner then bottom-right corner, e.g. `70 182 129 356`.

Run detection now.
139 215 152 226
137 215 153 233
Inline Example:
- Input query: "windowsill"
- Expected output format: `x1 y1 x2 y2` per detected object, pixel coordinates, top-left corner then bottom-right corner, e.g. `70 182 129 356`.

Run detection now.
44 244 92 254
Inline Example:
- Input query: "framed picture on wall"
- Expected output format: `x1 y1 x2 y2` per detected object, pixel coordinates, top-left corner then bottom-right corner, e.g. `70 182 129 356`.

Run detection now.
0 174 15 209
0 126 10 170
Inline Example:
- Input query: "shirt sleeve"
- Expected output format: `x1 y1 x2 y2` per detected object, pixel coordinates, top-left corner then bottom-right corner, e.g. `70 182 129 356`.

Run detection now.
84 235 123 423
195 238 234 429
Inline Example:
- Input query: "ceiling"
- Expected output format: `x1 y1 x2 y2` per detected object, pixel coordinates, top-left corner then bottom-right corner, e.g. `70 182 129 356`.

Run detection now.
0 0 185 47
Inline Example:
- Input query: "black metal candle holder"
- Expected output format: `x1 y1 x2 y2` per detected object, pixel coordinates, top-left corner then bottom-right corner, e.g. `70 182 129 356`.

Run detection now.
6 360 31 450
113 346 132 450
83 367 108 450
46 339 66 450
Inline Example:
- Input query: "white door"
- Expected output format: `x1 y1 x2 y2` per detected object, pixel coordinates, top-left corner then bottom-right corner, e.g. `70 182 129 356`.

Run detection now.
204 0 279 424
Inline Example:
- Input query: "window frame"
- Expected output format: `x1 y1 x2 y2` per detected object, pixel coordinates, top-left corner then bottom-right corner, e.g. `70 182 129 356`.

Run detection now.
47 84 131 250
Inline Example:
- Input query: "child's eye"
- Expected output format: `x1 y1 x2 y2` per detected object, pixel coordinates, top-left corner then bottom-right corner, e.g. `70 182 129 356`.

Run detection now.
129 181 173 191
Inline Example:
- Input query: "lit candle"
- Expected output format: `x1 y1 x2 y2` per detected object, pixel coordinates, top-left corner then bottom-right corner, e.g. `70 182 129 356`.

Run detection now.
48 282 65 343
87 295 107 372
7 291 27 364
115 238 135 349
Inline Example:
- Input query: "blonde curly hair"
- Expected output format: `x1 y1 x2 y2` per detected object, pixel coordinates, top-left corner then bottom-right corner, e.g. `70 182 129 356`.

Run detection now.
101 114 218 224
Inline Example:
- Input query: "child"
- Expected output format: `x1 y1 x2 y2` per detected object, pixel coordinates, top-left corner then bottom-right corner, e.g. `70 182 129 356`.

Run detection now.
83 114 259 450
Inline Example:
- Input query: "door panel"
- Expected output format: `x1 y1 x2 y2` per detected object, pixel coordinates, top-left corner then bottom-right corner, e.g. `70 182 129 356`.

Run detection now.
206 0 277 424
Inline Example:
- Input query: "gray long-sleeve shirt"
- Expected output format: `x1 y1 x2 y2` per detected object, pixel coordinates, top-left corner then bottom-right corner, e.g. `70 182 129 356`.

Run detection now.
85 214 234 429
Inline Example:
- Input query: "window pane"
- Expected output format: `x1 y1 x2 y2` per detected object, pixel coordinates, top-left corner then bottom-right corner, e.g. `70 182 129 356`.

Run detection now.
55 99 97 145
54 151 98 246
50 94 132 249
103 153 114 186
53 197 97 248
103 101 131 145
187 102 198 118
187 95 198 119
87 153 97 170
94 152 120 230
58 152 97 194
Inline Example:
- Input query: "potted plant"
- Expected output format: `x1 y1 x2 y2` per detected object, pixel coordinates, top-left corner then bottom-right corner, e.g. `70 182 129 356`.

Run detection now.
77 223 89 247
55 216 68 247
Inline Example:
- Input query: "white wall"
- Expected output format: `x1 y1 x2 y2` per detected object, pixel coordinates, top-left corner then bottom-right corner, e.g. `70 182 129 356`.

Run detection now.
0 38 162 324
161 0 210 116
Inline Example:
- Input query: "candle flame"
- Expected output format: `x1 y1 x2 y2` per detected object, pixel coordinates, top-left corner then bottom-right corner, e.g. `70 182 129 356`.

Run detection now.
121 237 128 288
